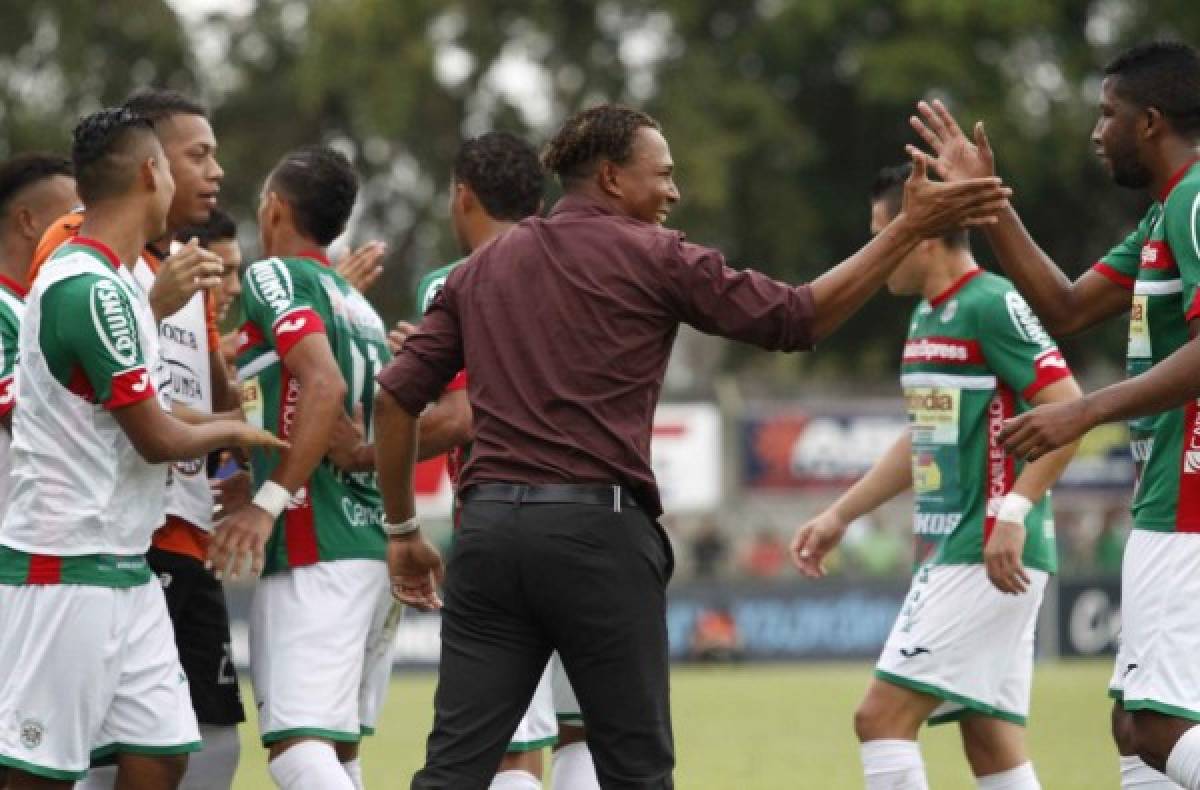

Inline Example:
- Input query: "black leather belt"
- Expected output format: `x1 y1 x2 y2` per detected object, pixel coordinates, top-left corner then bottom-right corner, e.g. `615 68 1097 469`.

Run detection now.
461 483 640 510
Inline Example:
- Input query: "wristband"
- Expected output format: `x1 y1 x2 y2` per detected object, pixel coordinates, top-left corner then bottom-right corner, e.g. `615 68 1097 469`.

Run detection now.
252 481 291 519
384 516 421 537
996 493 1033 525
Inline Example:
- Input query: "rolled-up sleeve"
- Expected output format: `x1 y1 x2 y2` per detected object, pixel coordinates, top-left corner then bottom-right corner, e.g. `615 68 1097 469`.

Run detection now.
663 239 815 351
376 286 465 416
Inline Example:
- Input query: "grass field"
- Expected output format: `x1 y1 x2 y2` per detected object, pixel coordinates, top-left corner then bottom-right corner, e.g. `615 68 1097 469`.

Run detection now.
232 660 1115 789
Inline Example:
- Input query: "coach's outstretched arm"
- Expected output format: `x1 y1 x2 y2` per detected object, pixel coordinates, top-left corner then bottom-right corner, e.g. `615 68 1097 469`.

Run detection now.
908 100 1131 336
807 155 1010 341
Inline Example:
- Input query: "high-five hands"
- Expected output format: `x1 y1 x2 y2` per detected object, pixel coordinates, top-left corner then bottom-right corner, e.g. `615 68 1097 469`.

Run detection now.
907 98 996 182
900 150 1011 238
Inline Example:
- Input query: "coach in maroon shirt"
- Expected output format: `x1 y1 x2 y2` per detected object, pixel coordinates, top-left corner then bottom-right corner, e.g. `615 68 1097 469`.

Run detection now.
374 105 1009 789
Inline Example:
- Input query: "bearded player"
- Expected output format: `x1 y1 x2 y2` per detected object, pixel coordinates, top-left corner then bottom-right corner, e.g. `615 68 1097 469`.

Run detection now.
0 107 281 789
791 164 1081 790
910 41 1200 790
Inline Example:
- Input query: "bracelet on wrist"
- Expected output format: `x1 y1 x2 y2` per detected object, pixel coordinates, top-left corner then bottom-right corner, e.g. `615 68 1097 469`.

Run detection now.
384 516 421 537
252 481 291 519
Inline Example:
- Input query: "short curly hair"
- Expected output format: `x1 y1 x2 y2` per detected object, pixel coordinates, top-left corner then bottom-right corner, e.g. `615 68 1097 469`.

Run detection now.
268 145 358 246
1105 41 1200 138
454 132 543 221
0 153 72 218
541 104 661 185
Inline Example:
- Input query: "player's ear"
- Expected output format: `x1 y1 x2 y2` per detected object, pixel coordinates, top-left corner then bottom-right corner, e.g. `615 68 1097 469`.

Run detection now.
14 206 36 241
1142 106 1165 140
458 183 477 216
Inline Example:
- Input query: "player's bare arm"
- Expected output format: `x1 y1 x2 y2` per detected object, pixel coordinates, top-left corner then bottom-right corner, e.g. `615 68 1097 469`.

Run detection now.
147 236 224 321
808 155 1010 341
374 388 444 611
909 99 1131 336
416 388 472 462
791 432 913 578
208 332 345 580
112 396 284 464
985 376 1082 595
1001 317 1200 461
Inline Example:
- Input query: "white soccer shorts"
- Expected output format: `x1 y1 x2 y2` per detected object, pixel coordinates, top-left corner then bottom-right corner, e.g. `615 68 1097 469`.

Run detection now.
1109 530 1200 721
875 562 1048 726
250 559 395 745
508 659 558 752
552 652 584 728
0 582 200 781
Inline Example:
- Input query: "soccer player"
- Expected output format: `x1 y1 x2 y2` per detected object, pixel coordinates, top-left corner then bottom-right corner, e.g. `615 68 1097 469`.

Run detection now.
0 107 282 789
908 41 1200 790
214 145 394 790
790 163 1082 790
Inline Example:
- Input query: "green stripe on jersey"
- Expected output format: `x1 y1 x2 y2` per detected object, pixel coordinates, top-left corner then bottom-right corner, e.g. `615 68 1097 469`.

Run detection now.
0 547 153 587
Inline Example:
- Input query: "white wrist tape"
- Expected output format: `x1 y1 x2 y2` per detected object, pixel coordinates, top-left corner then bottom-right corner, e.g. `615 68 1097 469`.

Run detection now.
384 516 421 537
996 493 1034 525
252 481 291 519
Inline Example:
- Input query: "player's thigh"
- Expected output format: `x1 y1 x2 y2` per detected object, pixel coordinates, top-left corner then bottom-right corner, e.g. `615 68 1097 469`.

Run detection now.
0 585 120 781
250 560 385 744
100 582 201 759
957 714 1028 777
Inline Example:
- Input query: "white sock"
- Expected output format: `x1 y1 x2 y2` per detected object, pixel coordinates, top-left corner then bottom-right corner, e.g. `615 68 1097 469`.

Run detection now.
977 761 1041 789
1167 726 1200 789
76 764 117 789
1123 755 1184 788
551 742 601 790
490 769 541 789
180 724 241 790
342 757 365 790
860 739 929 790
268 740 355 790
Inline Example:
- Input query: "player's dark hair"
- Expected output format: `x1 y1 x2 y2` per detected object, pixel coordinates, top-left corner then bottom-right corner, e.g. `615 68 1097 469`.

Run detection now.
176 206 236 248
0 153 72 218
871 163 969 249
122 89 208 126
71 107 158 205
454 132 544 221
268 145 358 246
1105 42 1200 138
542 104 661 185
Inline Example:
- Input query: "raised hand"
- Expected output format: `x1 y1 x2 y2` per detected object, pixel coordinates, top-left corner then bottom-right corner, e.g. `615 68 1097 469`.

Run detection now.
149 237 224 320
336 241 387 294
790 509 848 579
901 151 1011 238
908 99 995 182
998 400 1095 462
389 532 445 611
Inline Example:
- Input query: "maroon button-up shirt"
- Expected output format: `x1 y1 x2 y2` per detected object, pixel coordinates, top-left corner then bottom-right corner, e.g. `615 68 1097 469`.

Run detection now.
377 194 815 516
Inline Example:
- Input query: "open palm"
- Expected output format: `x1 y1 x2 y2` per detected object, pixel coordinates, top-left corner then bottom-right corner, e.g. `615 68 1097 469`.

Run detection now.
908 99 996 182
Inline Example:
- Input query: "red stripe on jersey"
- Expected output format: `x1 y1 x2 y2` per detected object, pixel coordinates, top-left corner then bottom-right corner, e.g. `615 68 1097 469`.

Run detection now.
1176 399 1200 532
0 376 14 418
277 365 319 565
1022 349 1072 401
66 365 96 401
929 267 982 307
1091 262 1135 291
445 369 467 393
238 320 266 354
105 366 155 410
902 337 985 366
1186 291 1200 323
272 308 325 360
1139 240 1177 272
984 385 1017 544
26 554 62 584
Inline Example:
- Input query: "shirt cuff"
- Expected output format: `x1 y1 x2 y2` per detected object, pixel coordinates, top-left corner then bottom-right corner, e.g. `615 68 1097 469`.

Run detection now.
105 366 156 410
1091 261 1135 291
1021 349 1073 401
271 308 326 358
376 358 436 417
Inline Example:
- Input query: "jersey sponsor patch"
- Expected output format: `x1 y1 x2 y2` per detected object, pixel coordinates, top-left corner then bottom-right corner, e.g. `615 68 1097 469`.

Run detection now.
246 259 296 317
89 277 139 369
1004 291 1054 350
902 337 983 366
1140 240 1176 271
108 366 155 408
